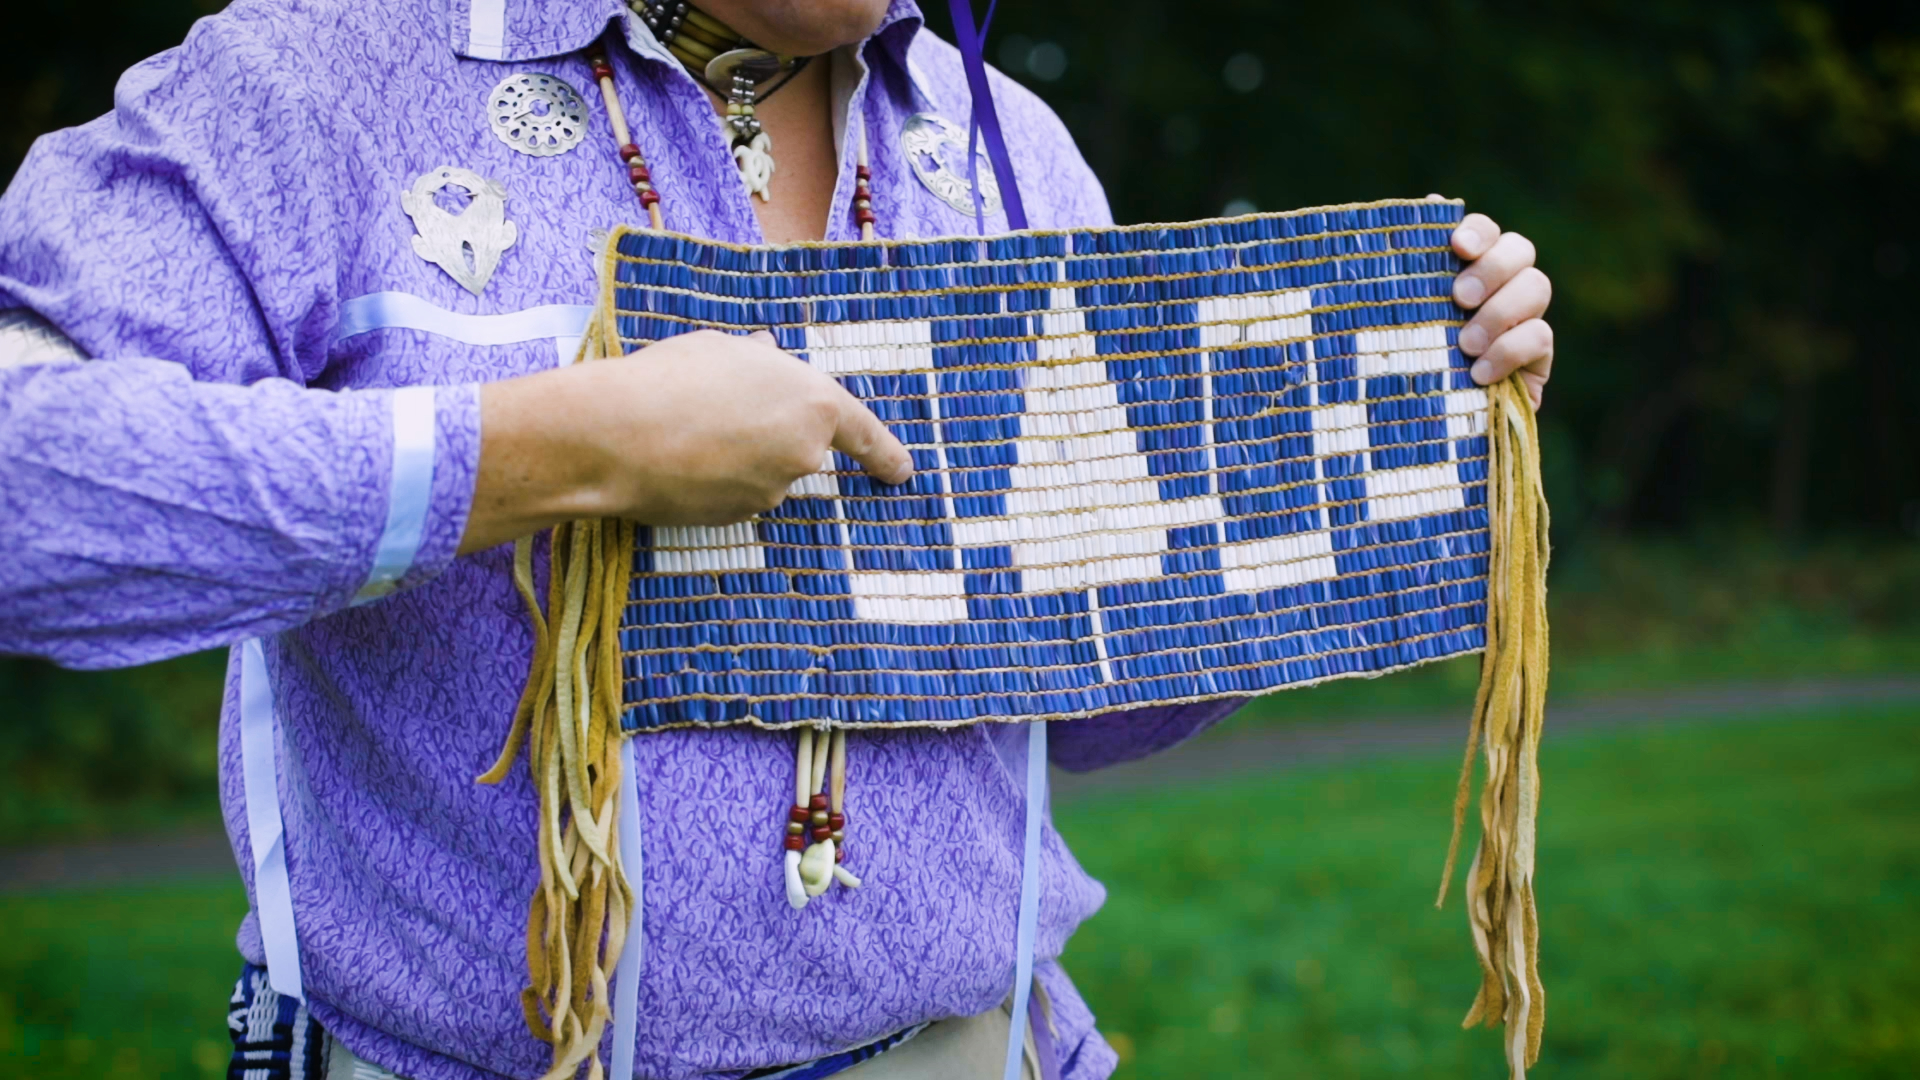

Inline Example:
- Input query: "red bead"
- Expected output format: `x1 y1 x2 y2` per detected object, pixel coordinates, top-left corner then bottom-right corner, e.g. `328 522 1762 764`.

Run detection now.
628 164 652 184
809 793 829 811
811 825 831 842
783 835 804 852
592 64 614 81
855 209 877 226
834 843 846 863
788 805 810 824
639 190 660 207
855 165 871 180
619 143 642 162
827 813 845 831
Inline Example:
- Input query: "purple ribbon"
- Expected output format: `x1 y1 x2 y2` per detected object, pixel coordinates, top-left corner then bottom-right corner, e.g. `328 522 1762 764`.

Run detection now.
947 0 1028 232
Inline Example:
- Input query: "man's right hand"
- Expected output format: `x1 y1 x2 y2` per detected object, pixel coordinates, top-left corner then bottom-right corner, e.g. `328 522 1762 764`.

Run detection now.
460 329 913 553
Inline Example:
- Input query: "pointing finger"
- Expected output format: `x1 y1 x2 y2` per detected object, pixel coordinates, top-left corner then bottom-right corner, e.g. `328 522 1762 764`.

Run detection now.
828 386 914 485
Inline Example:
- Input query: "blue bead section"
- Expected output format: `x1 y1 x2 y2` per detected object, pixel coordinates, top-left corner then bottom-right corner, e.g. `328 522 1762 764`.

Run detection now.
607 204 1487 731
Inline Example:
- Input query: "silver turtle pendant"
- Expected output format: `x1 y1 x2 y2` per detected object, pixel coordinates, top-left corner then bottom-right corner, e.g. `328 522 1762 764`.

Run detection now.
707 49 784 202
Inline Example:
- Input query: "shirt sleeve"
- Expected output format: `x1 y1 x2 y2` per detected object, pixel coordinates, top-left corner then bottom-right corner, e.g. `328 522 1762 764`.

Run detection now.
0 3 481 670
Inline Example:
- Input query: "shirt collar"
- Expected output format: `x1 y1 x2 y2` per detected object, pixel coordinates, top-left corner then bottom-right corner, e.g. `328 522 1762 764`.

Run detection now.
452 0 928 82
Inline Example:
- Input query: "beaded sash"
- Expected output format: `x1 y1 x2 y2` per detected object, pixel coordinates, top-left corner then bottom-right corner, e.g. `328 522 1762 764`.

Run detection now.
497 199 1551 1080
604 199 1493 731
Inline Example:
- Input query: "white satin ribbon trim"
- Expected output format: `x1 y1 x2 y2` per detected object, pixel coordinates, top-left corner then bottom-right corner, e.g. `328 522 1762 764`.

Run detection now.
610 737 645 1080
0 309 87 369
1003 721 1047 1080
333 292 592 348
240 638 304 1002
353 386 437 604
467 0 506 59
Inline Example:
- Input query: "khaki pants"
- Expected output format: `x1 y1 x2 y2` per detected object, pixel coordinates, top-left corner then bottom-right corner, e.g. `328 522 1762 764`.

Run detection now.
324 1000 1040 1080
837 999 1039 1080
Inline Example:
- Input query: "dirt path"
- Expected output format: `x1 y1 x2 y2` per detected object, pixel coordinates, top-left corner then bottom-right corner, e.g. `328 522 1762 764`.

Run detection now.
5 677 1915 893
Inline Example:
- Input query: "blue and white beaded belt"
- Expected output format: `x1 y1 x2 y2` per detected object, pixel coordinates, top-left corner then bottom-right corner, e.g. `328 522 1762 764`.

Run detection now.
601 200 1488 731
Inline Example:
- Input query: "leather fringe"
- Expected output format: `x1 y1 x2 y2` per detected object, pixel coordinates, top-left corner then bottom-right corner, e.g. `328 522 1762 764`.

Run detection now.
480 313 636 1080
1436 373 1552 1078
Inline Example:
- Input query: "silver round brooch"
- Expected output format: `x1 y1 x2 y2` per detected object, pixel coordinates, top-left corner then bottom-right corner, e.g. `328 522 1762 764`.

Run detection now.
486 73 589 157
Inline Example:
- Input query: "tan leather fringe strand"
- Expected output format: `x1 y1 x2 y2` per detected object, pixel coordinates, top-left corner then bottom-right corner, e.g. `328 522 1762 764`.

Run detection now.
482 310 637 1080
1436 373 1551 1079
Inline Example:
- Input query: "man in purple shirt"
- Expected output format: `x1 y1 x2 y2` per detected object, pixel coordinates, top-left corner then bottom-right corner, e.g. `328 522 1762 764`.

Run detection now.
0 0 1555 1077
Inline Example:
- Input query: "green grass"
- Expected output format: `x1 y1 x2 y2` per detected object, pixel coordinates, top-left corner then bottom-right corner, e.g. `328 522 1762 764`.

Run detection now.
0 882 248 1079
1239 533 1920 726
4 707 1917 1078
6 537 1918 846
1055 705 1920 1078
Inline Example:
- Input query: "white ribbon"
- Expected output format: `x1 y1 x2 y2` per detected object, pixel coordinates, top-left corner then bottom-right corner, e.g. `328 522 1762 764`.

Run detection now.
332 292 592 348
353 386 438 604
610 738 645 1080
1003 720 1047 1080
240 638 304 1001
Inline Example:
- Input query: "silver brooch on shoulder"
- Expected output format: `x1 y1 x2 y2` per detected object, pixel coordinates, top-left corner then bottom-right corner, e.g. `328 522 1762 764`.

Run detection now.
401 167 519 295
487 73 589 157
900 113 1002 217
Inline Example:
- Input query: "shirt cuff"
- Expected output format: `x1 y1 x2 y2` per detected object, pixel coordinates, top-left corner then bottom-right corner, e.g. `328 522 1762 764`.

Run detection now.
351 383 480 603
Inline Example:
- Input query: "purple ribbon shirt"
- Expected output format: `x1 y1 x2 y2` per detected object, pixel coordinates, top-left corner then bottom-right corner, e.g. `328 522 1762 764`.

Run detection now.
0 1 1246 1076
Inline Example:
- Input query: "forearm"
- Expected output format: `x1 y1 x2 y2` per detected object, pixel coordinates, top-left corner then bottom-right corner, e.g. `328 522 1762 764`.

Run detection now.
0 357 477 668
457 331 914 554
459 366 616 554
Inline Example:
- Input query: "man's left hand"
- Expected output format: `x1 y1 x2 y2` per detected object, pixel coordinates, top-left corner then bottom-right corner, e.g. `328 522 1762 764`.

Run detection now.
1445 209 1552 409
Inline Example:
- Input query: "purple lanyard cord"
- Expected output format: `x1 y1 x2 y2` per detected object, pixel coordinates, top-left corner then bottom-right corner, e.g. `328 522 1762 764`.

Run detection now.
947 0 1029 232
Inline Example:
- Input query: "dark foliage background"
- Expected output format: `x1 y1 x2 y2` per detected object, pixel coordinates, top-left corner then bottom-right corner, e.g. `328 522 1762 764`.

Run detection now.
3 0 1917 840
919 0 1920 541
7 0 1917 539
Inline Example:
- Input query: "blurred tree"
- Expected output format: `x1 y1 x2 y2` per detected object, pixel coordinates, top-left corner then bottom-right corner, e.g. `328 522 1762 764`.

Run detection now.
0 651 225 839
923 0 1920 542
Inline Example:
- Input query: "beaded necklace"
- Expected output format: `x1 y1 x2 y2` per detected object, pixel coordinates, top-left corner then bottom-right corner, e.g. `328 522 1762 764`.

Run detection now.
585 30 879 897
495 37 889 1079
621 1 815 201
583 35 879 236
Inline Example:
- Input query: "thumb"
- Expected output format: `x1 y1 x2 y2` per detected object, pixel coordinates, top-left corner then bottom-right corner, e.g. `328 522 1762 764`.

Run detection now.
829 387 914 486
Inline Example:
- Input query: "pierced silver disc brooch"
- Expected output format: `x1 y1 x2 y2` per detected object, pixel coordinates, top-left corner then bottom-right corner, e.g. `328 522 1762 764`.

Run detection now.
487 73 589 157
